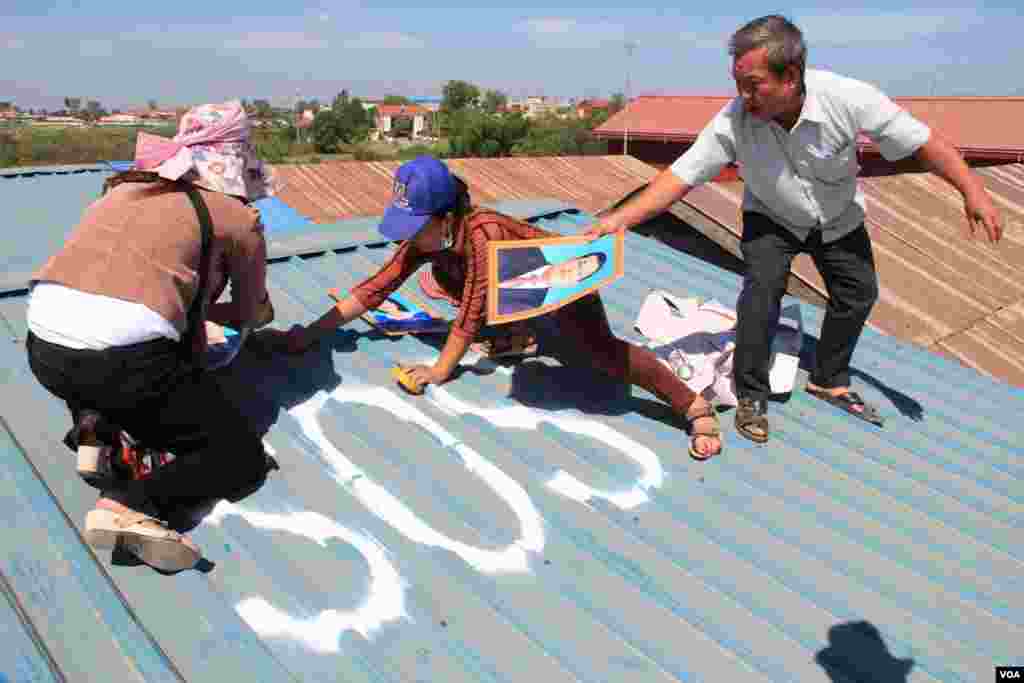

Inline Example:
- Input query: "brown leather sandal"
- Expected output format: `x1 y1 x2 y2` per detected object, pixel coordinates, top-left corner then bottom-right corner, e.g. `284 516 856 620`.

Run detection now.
735 397 769 443
687 404 722 460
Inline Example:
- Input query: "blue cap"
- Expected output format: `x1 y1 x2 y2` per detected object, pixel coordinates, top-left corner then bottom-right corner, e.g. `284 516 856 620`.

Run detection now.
378 156 458 241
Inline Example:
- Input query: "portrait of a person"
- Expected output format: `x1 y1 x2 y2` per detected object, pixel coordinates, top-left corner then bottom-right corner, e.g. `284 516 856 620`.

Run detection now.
497 248 608 316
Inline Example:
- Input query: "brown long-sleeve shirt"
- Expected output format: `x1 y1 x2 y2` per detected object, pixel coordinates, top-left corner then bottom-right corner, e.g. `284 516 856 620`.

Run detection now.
351 209 552 339
32 181 268 334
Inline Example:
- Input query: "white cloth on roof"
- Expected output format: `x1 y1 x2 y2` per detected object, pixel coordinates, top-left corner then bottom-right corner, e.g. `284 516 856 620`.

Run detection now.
634 290 802 406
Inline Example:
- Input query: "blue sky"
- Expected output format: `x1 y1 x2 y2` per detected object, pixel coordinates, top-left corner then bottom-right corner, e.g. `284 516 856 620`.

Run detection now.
3 1 1022 109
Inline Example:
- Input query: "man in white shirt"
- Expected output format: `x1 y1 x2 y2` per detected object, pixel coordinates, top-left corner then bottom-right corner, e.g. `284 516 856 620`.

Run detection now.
586 15 1002 443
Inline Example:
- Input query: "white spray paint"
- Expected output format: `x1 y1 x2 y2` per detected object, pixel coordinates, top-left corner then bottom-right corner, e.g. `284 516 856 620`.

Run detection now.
427 385 664 509
205 502 408 653
398 352 665 509
289 386 546 574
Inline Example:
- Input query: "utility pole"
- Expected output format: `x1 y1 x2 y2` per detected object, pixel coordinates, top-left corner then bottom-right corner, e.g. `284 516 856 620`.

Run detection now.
623 39 636 157
294 88 301 144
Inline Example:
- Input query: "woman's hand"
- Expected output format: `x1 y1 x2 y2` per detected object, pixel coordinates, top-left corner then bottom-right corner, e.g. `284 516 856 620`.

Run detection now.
400 364 449 393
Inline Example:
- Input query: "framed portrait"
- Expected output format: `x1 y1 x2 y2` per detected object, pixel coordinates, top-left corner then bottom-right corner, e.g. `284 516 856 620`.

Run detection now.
486 232 625 325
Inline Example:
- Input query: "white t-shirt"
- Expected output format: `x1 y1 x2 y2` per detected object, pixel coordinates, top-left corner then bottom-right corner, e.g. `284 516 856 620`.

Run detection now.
27 282 181 350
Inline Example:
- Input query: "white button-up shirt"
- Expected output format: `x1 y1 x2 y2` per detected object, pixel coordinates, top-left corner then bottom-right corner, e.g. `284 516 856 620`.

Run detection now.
671 69 931 242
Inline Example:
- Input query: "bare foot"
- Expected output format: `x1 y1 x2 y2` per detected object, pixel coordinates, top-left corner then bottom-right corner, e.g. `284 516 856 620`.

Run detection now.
686 397 722 458
805 382 849 397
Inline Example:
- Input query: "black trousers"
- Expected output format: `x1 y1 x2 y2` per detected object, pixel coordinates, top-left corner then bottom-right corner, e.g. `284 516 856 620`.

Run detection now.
734 212 879 401
26 332 270 511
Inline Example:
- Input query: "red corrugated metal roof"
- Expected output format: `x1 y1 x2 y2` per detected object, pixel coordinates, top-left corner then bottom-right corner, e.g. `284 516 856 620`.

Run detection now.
271 156 653 221
677 163 1024 386
593 95 1024 160
374 104 430 116
592 96 731 143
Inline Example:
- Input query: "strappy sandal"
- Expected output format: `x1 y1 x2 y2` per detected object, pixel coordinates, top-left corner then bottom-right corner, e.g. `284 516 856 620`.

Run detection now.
84 508 200 572
806 387 884 427
686 404 722 460
735 397 769 444
471 334 539 359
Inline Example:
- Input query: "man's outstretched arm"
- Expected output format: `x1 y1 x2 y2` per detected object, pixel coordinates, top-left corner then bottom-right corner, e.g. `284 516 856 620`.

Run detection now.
913 132 1002 243
585 169 693 239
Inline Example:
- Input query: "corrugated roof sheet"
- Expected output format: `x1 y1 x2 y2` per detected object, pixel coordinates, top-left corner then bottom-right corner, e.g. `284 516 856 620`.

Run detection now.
0 168 113 291
594 95 1024 160
676 163 1024 386
270 156 652 222
1 199 1022 682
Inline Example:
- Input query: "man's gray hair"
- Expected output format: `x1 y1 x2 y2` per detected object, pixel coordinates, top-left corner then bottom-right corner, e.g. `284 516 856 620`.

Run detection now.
729 15 806 80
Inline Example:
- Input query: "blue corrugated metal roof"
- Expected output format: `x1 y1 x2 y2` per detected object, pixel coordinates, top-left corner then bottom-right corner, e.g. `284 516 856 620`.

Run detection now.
0 199 1021 682
0 168 111 292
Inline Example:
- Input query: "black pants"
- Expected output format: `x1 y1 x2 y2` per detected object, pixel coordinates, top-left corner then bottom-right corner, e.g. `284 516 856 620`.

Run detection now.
26 332 270 511
734 212 879 401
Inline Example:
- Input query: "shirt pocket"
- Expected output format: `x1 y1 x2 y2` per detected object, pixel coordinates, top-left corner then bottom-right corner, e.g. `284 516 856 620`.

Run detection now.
807 144 856 184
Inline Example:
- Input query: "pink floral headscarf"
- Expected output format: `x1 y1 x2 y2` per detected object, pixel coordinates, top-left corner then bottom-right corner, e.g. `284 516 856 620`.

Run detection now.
133 100 279 200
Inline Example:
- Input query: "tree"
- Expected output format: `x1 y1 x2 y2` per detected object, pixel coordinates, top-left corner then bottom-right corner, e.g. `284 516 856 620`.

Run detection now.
147 99 158 111
83 100 106 122
309 98 321 114
441 80 481 113
64 97 81 113
252 99 272 120
381 95 411 105
583 107 611 130
510 114 603 157
332 89 350 111
482 89 508 114
310 96 374 153
311 110 346 153
609 92 626 114
447 110 529 158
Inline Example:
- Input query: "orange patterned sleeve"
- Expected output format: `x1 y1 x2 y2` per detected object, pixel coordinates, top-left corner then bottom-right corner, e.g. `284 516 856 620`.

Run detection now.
449 225 493 339
350 241 428 311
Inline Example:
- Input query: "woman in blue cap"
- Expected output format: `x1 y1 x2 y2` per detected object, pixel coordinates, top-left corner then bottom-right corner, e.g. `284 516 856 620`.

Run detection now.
276 156 722 459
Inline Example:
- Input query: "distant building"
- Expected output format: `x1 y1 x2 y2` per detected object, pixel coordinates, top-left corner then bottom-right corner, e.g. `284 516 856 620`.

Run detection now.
507 96 558 119
374 104 431 139
296 110 316 130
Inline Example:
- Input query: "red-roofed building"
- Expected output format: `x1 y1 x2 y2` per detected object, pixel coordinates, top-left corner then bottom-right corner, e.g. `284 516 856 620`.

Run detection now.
593 95 1024 178
374 104 431 139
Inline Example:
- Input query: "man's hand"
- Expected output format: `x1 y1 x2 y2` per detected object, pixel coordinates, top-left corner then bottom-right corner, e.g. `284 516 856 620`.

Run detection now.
963 188 1002 243
400 364 448 393
583 213 626 241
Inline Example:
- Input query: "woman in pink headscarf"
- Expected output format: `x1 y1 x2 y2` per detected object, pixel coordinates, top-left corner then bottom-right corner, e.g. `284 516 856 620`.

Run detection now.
25 100 278 573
